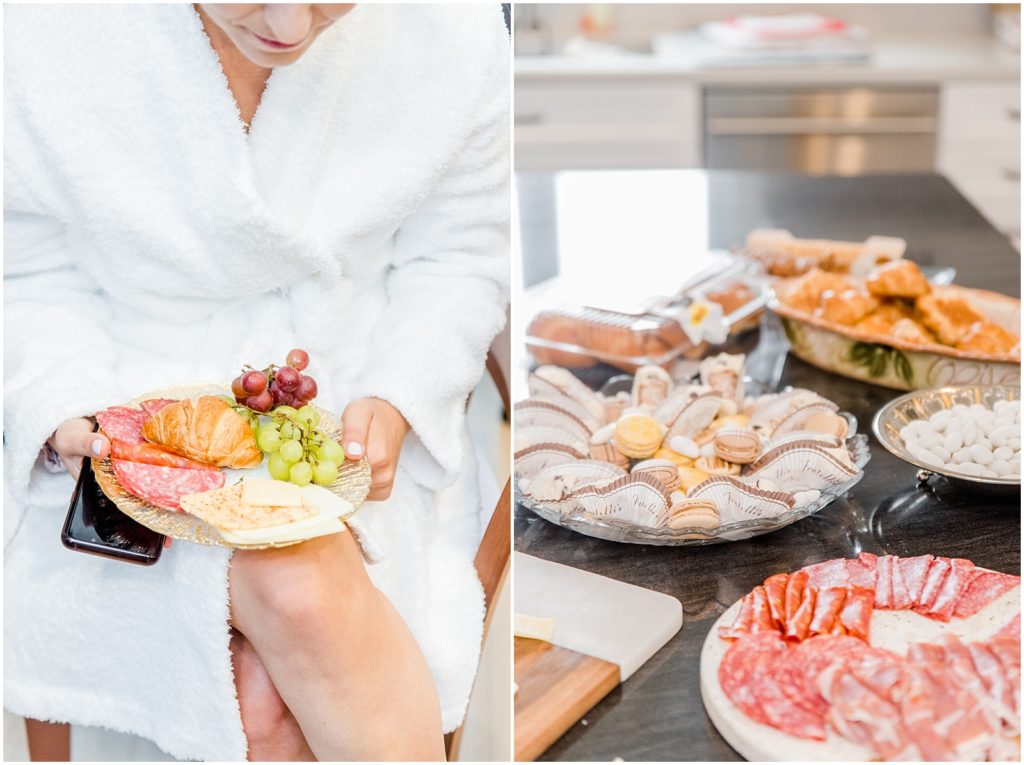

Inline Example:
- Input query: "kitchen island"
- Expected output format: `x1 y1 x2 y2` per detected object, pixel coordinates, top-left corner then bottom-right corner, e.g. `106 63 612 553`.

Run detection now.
513 170 1021 761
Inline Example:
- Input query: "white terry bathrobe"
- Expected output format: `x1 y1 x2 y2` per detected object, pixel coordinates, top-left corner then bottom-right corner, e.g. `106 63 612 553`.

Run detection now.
3 4 509 760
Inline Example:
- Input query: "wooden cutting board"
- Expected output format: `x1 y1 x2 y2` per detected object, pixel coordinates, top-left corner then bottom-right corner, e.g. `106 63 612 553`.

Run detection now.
514 553 683 761
514 638 620 761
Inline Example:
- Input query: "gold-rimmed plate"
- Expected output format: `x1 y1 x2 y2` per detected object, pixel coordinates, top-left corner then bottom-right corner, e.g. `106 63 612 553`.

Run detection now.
92 383 372 549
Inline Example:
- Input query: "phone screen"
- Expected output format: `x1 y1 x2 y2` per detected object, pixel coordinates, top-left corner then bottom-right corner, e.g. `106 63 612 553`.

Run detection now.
62 458 164 565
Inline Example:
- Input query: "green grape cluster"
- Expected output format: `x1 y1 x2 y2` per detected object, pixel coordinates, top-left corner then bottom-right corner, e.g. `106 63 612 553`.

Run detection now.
253 405 346 487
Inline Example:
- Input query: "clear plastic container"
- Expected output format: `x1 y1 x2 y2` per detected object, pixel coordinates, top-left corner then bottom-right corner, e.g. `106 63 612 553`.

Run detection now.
526 254 767 373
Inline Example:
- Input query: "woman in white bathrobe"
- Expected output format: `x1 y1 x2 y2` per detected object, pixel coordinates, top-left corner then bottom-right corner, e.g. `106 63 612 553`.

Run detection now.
4 4 509 761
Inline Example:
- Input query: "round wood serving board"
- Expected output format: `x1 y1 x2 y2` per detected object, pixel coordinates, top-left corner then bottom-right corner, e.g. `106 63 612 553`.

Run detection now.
699 570 1020 761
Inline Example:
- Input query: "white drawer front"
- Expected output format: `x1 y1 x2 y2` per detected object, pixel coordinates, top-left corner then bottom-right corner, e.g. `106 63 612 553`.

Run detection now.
515 79 701 170
939 82 1020 144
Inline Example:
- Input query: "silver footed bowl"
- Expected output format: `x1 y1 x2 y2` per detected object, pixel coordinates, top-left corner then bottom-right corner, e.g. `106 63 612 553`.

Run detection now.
872 385 1021 488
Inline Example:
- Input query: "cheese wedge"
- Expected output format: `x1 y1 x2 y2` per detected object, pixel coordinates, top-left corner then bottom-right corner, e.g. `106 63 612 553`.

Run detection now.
514 612 556 642
242 480 302 508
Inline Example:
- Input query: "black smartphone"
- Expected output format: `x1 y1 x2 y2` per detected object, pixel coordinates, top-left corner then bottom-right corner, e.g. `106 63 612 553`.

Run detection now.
61 456 165 565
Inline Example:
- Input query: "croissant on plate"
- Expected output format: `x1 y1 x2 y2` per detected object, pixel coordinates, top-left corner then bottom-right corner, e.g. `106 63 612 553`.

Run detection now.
142 396 262 469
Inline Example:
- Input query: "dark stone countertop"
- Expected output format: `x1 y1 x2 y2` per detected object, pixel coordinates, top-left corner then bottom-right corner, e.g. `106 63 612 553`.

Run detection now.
514 171 1021 762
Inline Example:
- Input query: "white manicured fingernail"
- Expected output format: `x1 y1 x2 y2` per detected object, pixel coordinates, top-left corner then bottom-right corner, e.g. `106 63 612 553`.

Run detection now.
91 439 103 455
346 442 363 457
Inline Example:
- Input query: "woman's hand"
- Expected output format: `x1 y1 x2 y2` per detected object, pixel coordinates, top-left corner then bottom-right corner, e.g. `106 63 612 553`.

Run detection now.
341 398 410 501
47 418 110 481
49 417 174 548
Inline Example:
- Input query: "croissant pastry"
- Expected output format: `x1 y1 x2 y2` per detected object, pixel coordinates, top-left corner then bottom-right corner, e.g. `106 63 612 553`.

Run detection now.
865 259 931 299
142 396 262 469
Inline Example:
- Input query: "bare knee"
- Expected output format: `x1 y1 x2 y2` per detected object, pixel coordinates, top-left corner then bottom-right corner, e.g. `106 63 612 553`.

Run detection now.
230 532 377 637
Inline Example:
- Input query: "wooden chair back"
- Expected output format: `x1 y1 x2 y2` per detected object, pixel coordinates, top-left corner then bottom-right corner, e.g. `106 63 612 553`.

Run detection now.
444 347 512 761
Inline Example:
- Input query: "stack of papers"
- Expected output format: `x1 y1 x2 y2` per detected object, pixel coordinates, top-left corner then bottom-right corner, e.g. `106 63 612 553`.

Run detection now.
655 14 871 68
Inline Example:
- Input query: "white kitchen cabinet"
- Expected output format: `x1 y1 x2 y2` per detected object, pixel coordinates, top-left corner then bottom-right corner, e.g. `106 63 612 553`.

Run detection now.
514 77 701 170
937 82 1021 238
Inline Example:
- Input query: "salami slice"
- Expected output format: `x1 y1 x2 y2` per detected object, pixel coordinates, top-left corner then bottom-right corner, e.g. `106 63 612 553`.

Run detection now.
954 570 1021 619
809 587 847 636
874 555 894 608
847 552 879 590
802 558 849 590
890 557 913 609
764 573 788 629
110 439 218 471
750 586 775 633
112 459 225 512
139 398 176 416
777 642 831 719
786 636 868 716
95 407 148 444
784 569 809 624
719 593 755 640
720 633 825 739
914 557 952 612
719 633 788 727
756 657 828 740
926 558 976 621
897 554 934 605
786 587 817 643
838 586 874 641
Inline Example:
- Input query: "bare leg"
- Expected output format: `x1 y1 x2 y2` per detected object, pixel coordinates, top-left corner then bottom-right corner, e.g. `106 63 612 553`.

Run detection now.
231 631 316 761
229 531 444 761
24 720 69 762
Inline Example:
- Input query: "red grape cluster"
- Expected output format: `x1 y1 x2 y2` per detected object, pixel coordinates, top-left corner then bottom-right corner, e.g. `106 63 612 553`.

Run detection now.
231 348 319 413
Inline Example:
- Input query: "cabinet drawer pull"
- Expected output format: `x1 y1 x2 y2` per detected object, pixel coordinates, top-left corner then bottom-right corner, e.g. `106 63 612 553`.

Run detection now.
1008 107 1021 122
706 116 936 136
1003 167 1020 183
515 113 544 126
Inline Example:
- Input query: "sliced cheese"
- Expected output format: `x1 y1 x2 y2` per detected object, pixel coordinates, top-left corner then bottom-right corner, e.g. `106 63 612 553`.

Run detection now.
216 484 354 546
299 484 356 520
514 612 556 642
241 479 302 508
218 514 347 546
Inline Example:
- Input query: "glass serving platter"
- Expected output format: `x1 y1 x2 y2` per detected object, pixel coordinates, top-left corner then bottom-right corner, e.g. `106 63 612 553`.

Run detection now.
516 377 871 546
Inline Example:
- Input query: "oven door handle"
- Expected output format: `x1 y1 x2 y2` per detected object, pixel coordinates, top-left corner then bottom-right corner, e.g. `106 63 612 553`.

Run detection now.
706 116 937 135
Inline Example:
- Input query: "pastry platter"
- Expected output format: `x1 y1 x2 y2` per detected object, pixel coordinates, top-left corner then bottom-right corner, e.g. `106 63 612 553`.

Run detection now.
89 351 371 550
700 553 1021 761
514 353 870 546
771 263 1021 391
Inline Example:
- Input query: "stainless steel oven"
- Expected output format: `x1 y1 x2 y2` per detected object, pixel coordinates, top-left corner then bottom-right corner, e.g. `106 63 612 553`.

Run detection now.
703 86 939 174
